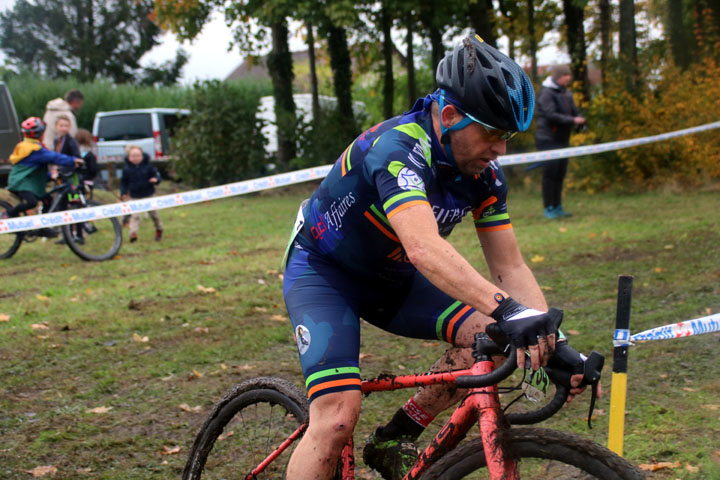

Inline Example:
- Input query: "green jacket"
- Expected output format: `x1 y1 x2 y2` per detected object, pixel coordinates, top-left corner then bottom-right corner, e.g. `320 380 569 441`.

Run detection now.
8 139 76 197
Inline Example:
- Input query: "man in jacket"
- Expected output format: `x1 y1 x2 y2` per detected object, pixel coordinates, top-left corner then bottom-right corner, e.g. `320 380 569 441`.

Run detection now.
42 89 84 149
534 65 585 219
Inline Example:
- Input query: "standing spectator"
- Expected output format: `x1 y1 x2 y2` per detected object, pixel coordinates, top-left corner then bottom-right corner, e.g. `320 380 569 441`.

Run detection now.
49 114 81 181
42 89 84 149
534 65 585 219
74 129 99 185
120 145 163 243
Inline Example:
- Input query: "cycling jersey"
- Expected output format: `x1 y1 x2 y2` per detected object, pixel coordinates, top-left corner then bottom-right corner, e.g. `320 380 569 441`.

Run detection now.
293 95 511 283
284 95 513 401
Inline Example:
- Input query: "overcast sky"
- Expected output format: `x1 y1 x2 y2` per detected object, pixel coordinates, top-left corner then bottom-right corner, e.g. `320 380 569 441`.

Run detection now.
0 0 568 84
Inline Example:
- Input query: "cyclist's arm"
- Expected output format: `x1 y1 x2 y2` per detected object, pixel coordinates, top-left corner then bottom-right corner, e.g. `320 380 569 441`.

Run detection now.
388 202 507 316
477 228 548 312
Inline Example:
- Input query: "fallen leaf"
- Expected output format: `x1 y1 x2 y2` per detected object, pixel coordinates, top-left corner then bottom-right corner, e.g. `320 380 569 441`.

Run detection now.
132 333 149 343
238 363 254 370
159 445 182 455
85 288 92 295
558 227 568 233
179 403 202 413
654 267 664 273
659 374 668 379
196 285 217 294
69 275 77 281
24 465 58 477
701 404 720 411
0 313 10 322
359 353 374 360
530 255 545 263
36 295 49 302
588 232 597 239
87 406 112 414
540 285 553 291
663 244 675 250
219 363 228 370
257 279 266 285
270 314 287 322
253 306 268 313
192 369 204 378
227 250 239 255
31 324 49 330
218 431 235 441
685 464 699 473
682 387 696 392
193 327 210 334
76 467 93 474
567 330 581 336
199 260 215 265
638 461 681 471
422 342 440 347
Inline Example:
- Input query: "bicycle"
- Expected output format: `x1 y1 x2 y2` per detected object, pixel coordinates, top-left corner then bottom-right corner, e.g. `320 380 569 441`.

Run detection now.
0 171 123 261
182 309 644 479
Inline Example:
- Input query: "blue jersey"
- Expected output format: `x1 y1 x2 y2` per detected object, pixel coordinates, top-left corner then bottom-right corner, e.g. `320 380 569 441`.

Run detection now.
294 96 512 282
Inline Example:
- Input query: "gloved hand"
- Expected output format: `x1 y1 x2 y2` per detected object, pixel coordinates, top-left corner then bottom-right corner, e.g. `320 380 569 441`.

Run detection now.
490 296 555 370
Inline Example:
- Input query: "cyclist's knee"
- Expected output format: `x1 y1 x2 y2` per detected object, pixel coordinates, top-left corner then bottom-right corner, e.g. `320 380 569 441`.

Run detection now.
306 390 361 448
454 311 494 347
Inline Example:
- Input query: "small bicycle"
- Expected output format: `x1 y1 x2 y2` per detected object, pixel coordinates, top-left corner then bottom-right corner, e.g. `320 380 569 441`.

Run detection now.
182 310 644 479
0 171 123 261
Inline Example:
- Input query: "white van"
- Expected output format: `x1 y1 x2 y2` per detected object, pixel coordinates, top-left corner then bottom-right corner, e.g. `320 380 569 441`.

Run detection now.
92 108 189 164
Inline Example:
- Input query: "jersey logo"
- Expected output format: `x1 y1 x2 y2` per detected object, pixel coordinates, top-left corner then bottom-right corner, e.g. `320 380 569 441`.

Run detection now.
397 167 425 191
295 325 311 355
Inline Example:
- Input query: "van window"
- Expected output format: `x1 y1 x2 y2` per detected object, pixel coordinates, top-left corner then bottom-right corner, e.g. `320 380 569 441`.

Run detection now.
97 114 152 141
160 113 186 154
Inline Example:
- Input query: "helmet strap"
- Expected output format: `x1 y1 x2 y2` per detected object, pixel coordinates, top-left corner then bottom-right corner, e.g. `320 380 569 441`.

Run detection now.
438 91 473 165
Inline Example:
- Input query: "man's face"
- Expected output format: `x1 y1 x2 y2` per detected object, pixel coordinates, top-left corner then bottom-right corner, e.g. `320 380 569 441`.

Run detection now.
55 119 70 137
442 106 507 176
555 74 572 87
69 99 84 111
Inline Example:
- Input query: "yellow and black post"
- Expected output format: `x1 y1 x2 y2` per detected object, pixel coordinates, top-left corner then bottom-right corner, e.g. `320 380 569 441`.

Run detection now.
608 275 633 455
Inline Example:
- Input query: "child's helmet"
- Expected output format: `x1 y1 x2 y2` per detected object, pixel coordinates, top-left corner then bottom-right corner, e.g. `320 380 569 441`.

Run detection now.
21 117 46 139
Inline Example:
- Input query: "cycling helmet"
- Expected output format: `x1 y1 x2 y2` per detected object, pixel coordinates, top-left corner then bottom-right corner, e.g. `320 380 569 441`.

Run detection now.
21 117 46 139
436 35 535 133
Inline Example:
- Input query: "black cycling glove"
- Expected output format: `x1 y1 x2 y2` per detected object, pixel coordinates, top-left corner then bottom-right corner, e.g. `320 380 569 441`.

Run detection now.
490 296 553 349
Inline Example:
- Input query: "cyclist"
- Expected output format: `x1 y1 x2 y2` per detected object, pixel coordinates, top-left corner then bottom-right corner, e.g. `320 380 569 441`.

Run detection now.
282 35 590 480
3 117 83 236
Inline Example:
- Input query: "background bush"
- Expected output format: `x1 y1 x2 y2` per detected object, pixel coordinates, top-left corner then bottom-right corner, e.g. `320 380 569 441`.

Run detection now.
171 79 272 187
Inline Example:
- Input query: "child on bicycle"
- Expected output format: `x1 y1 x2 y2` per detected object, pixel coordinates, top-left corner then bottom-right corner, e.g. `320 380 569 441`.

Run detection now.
120 145 163 242
3 117 83 237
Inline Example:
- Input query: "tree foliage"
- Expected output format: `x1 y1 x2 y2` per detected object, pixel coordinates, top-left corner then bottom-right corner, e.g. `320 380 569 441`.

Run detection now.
0 0 183 84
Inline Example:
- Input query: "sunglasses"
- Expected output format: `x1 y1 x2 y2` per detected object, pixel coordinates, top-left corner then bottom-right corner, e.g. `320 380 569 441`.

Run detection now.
455 106 518 141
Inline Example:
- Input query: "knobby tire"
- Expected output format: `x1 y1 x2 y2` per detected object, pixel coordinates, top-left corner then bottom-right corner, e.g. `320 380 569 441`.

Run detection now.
182 377 308 480
0 200 23 259
62 200 122 261
421 427 645 480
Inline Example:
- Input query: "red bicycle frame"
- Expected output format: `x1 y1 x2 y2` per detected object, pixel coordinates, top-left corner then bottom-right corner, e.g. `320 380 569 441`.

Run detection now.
243 360 517 480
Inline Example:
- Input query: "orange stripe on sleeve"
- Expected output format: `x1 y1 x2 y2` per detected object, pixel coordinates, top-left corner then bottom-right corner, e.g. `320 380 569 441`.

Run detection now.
472 196 499 219
476 224 513 232
307 378 362 398
364 211 400 242
386 200 431 220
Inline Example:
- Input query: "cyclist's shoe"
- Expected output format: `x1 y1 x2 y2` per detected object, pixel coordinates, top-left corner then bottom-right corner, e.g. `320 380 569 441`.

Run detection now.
363 429 419 480
38 228 59 238
130 233 138 243
155 229 163 241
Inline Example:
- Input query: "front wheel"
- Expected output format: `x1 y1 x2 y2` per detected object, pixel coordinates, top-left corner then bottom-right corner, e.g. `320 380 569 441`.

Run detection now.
421 427 645 480
183 377 309 480
62 201 122 261
0 200 23 259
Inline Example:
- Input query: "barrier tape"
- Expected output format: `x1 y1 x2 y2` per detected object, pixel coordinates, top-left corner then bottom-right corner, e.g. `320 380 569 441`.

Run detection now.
629 313 720 342
2 120 719 235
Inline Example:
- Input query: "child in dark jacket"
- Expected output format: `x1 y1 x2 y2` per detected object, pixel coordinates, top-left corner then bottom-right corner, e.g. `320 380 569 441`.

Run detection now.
120 145 163 242
74 128 99 185
4 117 83 237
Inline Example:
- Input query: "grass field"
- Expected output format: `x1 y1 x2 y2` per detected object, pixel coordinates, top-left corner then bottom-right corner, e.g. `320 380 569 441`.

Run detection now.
1 181 718 479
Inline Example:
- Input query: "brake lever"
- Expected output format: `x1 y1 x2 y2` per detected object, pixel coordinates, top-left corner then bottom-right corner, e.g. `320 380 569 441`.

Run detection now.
583 351 604 429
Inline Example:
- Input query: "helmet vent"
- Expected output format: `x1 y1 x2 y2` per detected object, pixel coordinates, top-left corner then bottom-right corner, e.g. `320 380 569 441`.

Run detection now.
456 53 466 88
502 69 516 89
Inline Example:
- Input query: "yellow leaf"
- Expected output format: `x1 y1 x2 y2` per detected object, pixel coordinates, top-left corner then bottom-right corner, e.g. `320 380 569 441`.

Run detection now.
663 244 675 250
31 323 49 330
219 363 228 370
24 465 58 477
193 327 209 334
0 313 10 322
196 285 217 294
159 445 182 455
253 306 268 313
218 431 235 441
588 232 597 239
540 286 553 291
654 267 664 273
530 255 545 263
179 403 203 413
36 295 49 302
132 333 149 343
85 288 92 295
69 275 77 281
192 369 204 378
685 464 699 473
638 461 681 471
558 227 568 233
270 314 287 322
87 406 112 414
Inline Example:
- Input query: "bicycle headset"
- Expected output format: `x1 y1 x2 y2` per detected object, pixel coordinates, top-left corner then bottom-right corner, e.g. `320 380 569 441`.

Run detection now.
434 35 535 163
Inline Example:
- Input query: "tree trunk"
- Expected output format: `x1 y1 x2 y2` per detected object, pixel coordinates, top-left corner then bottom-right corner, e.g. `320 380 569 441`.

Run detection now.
327 25 357 140
406 15 417 103
267 20 296 166
306 21 320 122
599 0 611 90
381 3 394 118
667 0 690 69
618 0 638 93
527 0 538 83
429 25 443 82
562 0 590 100
468 0 497 47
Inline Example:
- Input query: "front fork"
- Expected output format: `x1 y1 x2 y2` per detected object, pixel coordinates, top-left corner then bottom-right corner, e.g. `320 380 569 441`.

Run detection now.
405 334 518 480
